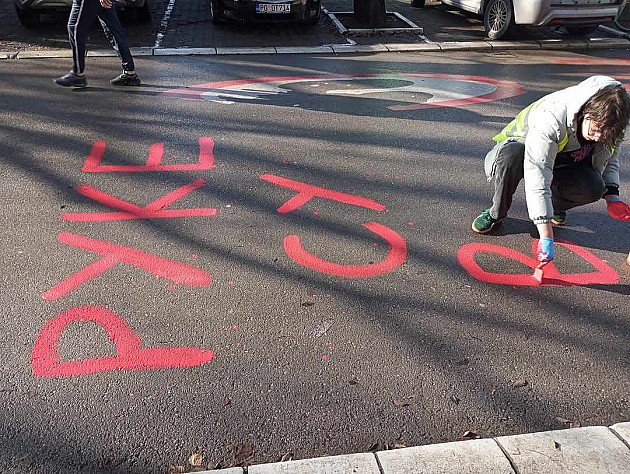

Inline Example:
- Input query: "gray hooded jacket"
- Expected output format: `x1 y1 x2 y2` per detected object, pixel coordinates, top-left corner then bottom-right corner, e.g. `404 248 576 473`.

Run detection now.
489 75 621 224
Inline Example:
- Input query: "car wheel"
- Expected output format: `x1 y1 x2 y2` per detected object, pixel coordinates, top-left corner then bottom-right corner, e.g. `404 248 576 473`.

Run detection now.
15 5 39 28
565 25 599 36
483 0 514 40
121 2 151 23
411 0 426 7
136 1 151 23
210 0 224 24
305 6 321 25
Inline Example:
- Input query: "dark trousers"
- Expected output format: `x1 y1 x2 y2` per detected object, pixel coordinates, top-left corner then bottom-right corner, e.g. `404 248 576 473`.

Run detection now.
67 0 135 75
485 139 606 220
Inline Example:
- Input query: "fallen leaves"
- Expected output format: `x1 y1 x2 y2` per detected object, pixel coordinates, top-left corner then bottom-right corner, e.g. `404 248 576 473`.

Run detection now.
367 442 407 451
392 396 414 407
554 416 581 428
212 442 255 469
311 320 334 338
512 379 528 389
229 443 253 464
188 453 203 467
462 430 480 440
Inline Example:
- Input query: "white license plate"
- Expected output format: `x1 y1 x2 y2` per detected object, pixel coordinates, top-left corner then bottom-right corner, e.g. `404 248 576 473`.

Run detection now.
256 3 291 14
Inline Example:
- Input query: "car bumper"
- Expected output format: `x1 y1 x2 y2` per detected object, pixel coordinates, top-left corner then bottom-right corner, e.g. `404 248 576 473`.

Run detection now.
220 0 320 22
14 0 70 11
513 0 626 26
14 0 145 10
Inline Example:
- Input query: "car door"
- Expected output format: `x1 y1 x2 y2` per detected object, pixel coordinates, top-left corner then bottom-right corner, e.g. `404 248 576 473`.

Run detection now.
440 0 482 15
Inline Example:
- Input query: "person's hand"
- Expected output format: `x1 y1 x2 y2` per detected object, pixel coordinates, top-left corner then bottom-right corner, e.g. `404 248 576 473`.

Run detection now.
607 197 630 220
536 237 554 263
100 0 113 9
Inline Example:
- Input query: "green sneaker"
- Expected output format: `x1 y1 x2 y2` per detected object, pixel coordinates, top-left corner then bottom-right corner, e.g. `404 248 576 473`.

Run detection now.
472 209 501 234
551 211 567 226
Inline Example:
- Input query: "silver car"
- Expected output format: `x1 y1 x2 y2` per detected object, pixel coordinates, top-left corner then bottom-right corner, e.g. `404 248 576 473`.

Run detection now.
413 0 628 39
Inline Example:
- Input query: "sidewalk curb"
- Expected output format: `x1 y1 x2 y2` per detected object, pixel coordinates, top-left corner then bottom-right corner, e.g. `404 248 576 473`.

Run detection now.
191 422 630 473
2 35 629 60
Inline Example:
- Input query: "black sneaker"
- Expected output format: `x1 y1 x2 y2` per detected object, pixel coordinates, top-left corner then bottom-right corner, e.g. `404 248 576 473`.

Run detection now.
54 72 87 88
551 211 567 226
472 209 502 234
110 72 141 86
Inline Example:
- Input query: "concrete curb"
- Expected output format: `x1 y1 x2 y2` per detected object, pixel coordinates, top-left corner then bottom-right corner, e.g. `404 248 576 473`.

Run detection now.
189 422 630 473
1 35 629 60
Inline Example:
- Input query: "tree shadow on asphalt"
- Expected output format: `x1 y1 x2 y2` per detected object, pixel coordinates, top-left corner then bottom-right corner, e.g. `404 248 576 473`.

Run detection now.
2 55 630 472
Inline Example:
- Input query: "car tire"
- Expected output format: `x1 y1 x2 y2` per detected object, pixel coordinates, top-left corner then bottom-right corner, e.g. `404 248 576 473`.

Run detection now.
121 2 151 23
305 6 321 25
565 25 599 36
15 5 39 28
210 0 224 24
483 0 514 40
136 1 151 23
411 0 426 7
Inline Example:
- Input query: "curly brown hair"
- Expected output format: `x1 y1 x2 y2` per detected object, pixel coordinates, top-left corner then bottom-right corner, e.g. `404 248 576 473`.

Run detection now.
580 84 630 147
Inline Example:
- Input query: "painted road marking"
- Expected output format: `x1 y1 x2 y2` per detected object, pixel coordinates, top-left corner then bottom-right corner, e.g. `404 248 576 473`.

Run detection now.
42 232 212 301
458 240 619 286
31 132 621 378
62 179 218 222
82 137 215 173
32 306 214 378
163 74 525 111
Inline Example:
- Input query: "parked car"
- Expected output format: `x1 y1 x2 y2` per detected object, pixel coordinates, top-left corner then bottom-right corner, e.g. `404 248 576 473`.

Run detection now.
412 0 628 39
210 0 321 25
14 0 150 28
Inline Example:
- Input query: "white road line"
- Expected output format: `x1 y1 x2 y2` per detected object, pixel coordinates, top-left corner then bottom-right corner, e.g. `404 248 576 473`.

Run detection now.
154 0 177 49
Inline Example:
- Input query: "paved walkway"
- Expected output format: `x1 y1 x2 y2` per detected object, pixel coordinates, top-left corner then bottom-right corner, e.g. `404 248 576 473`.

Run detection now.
198 423 630 473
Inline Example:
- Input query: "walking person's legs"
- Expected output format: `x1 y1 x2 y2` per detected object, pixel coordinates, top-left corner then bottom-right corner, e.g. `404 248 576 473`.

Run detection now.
55 0 98 87
98 5 141 85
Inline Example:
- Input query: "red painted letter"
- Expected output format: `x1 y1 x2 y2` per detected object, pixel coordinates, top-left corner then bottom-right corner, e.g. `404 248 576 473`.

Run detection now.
261 174 386 213
43 233 211 301
32 306 214 377
457 240 619 286
62 178 218 222
284 222 407 278
82 137 215 173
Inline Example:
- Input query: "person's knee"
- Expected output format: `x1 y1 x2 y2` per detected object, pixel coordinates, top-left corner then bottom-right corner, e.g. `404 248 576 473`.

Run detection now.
553 168 606 205
486 140 524 178
582 180 607 203
576 169 606 202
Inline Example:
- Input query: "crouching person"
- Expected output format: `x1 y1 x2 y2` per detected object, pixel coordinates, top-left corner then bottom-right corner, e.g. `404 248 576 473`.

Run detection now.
472 75 630 265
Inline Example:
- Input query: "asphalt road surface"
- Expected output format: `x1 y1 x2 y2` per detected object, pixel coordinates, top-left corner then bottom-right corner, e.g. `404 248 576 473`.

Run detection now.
1 48 629 473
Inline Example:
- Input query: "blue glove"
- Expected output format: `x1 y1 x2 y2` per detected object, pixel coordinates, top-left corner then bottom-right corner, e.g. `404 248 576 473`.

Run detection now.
537 237 554 263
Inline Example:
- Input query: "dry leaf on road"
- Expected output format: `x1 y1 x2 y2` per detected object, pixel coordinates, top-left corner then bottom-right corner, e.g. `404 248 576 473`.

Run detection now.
233 443 253 462
462 430 480 440
392 397 410 407
188 453 203 467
